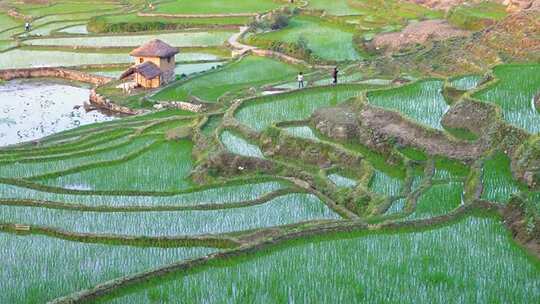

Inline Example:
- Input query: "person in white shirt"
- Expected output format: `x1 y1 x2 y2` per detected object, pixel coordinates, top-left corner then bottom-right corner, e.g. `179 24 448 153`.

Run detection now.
297 72 304 88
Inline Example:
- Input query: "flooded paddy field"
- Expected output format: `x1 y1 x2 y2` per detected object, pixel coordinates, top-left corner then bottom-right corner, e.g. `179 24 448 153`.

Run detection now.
0 0 538 302
0 79 114 146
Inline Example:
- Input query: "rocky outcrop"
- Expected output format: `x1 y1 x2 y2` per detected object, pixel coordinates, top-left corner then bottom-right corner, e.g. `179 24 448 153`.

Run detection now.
260 129 364 169
368 20 470 53
503 196 540 257
504 0 535 12
511 135 540 188
441 99 498 136
312 102 490 161
0 67 112 85
312 105 361 141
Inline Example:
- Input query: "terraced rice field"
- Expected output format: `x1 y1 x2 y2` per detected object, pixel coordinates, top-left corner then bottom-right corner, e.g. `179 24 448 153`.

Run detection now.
0 1 537 302
367 79 448 130
0 49 222 69
449 75 482 91
38 140 195 191
307 0 364 16
0 193 338 236
235 84 372 131
153 0 282 15
328 173 357 188
473 64 540 134
154 56 299 102
220 130 265 158
407 182 463 219
251 16 362 61
24 30 236 48
0 232 214 304
0 179 287 208
481 151 521 204
283 126 319 141
369 170 403 197
99 216 540 304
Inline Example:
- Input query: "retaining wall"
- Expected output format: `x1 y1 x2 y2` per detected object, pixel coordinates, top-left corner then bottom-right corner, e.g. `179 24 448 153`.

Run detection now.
0 67 113 86
89 89 146 115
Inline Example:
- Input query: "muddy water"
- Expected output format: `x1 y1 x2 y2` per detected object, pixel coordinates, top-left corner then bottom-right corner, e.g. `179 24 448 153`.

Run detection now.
0 79 115 146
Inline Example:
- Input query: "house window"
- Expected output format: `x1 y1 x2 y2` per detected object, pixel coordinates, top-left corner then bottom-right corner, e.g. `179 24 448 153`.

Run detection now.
140 58 144 63
167 57 171 63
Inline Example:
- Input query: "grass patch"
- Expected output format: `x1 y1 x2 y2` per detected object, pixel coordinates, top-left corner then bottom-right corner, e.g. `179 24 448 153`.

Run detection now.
154 56 301 102
447 2 507 31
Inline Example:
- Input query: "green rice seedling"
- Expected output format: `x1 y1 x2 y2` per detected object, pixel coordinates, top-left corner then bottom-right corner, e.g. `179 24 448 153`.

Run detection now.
250 16 362 61
38 140 194 192
0 128 134 160
328 173 357 188
154 56 300 102
99 216 540 304
220 131 264 158
153 0 282 14
141 119 191 135
368 79 448 130
473 64 540 133
0 193 339 236
369 170 403 197
283 126 320 141
383 198 406 215
433 157 469 179
235 84 371 131
481 151 521 204
0 136 151 178
407 182 463 219
0 180 287 208
449 75 482 91
24 31 235 48
0 232 214 304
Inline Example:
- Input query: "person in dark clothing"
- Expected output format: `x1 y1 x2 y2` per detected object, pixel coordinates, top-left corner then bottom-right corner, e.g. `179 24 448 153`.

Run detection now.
25 22 31 32
332 67 339 85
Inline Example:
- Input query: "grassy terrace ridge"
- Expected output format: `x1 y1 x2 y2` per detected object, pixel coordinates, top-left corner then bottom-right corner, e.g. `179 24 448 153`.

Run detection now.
151 0 287 15
0 1 539 302
89 14 250 33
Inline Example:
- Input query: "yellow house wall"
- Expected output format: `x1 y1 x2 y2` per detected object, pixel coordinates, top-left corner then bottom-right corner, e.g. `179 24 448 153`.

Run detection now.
135 72 160 89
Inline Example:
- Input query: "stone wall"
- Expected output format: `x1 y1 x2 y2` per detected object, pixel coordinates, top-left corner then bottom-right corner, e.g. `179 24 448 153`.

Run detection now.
89 89 146 115
0 67 113 86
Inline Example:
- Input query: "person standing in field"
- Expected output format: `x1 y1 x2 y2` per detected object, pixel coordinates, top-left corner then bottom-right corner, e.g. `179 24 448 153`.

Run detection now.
297 72 304 88
25 22 30 32
332 67 339 85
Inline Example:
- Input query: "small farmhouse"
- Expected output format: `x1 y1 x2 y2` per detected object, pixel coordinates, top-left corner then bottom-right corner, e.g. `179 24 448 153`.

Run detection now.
120 39 179 89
